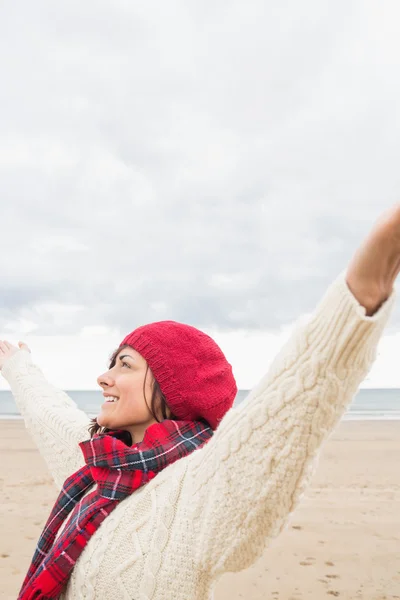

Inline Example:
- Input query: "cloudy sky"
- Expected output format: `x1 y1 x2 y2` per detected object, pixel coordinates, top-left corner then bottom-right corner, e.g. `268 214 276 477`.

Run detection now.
1 1 400 390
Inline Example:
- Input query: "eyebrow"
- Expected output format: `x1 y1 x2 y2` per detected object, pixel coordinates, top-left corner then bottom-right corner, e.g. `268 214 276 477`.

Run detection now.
118 354 135 362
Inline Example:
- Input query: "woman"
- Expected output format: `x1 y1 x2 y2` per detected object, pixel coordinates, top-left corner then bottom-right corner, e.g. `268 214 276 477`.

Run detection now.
1 205 399 600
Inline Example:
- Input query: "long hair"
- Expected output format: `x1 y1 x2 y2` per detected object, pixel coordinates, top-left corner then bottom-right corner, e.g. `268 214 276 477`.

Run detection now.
88 344 179 445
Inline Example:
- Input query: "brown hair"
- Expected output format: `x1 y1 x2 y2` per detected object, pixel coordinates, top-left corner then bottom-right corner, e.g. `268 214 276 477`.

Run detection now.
88 344 179 445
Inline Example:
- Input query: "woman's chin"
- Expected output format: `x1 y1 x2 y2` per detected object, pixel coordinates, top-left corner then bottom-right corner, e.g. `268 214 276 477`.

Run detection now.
96 412 109 428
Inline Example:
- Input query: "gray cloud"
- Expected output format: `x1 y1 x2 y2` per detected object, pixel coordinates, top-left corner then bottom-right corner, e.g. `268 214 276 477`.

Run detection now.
1 1 400 336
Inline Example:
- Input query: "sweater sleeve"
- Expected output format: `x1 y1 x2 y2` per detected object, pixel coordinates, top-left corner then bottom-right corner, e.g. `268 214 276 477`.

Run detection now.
185 272 395 577
1 351 91 489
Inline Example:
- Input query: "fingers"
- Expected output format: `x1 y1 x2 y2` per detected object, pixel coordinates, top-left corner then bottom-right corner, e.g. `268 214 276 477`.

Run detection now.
18 341 31 353
0 340 30 353
0 340 15 350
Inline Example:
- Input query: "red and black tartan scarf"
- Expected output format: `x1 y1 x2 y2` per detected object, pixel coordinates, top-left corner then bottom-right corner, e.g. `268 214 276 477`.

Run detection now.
18 419 213 600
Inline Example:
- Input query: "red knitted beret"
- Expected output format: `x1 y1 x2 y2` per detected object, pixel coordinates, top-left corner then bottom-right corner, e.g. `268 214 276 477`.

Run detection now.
120 321 237 430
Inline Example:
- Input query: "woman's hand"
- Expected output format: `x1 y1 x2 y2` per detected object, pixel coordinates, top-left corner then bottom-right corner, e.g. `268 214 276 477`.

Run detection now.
0 340 31 370
347 203 400 315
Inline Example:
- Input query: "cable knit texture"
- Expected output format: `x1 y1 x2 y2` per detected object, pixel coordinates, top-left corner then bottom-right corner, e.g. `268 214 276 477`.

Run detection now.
1 273 395 600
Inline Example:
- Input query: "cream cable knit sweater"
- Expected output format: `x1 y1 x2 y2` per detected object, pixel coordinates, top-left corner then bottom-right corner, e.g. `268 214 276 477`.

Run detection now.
1 273 395 600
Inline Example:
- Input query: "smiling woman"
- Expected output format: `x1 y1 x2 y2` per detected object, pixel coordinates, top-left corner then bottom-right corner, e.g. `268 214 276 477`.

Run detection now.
95 346 158 440
1 206 400 600
88 344 179 445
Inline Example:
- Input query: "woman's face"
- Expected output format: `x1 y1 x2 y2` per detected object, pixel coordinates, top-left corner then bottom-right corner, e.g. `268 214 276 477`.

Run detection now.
96 347 158 442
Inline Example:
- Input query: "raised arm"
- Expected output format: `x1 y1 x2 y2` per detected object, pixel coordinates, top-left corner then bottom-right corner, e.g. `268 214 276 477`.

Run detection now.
185 272 394 577
1 351 90 489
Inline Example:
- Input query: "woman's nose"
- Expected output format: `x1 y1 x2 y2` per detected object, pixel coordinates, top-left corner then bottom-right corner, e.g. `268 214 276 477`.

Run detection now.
97 372 114 388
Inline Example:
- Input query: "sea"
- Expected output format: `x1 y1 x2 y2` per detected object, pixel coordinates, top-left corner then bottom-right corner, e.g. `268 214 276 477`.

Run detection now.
1 388 400 420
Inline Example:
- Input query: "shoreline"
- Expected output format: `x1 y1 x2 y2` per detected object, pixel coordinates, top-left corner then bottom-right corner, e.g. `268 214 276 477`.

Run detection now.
1 420 399 599
2 414 400 421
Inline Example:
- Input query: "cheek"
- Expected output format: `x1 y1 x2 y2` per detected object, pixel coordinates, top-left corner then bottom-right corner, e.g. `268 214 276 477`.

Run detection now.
121 388 153 419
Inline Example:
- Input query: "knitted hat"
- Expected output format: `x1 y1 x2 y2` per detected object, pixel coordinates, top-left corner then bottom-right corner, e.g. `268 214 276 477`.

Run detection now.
120 321 237 430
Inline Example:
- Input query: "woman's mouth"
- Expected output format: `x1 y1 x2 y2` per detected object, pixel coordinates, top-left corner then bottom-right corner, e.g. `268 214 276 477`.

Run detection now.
104 396 119 403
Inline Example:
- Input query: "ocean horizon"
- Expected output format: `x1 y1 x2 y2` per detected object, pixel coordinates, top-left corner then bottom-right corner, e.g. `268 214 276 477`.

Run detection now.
1 388 400 420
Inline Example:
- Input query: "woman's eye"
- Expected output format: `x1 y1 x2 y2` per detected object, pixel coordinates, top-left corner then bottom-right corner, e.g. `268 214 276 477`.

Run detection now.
122 361 131 369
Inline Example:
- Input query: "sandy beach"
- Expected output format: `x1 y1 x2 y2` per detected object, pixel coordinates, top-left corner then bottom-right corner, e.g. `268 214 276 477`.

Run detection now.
0 420 399 600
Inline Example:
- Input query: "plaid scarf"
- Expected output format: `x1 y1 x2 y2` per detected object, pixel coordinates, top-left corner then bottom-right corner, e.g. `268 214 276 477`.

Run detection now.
19 419 213 600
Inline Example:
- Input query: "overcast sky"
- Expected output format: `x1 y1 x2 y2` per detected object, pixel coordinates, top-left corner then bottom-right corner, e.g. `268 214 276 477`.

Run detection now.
1 1 400 390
